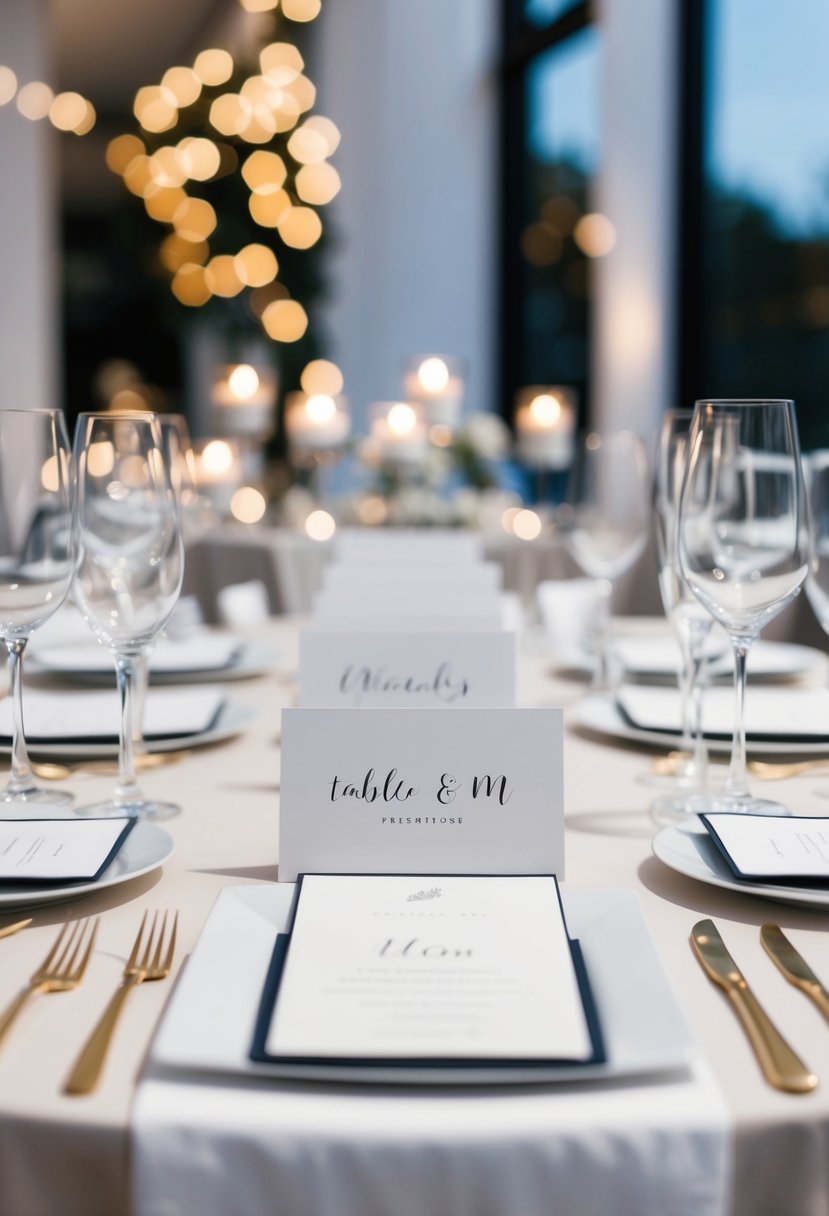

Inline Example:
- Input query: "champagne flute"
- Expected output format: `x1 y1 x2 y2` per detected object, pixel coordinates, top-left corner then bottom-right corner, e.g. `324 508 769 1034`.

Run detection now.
678 399 810 814
0 409 76 810
563 431 650 688
72 413 184 819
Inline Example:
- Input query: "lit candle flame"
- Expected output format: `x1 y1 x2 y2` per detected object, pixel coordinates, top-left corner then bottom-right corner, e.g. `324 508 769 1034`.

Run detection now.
417 357 449 394
387 403 417 435
227 364 261 401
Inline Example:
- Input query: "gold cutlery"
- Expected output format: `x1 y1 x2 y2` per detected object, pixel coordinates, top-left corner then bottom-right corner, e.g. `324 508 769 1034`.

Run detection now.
0 917 32 940
65 909 177 1095
30 751 193 781
748 759 829 781
761 924 829 1021
0 918 98 1049
690 918 817 1094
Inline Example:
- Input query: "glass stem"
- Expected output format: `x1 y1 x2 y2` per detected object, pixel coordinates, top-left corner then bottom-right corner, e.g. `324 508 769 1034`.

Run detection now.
688 651 709 789
6 638 32 793
114 654 142 806
590 579 614 692
724 638 752 800
677 636 694 753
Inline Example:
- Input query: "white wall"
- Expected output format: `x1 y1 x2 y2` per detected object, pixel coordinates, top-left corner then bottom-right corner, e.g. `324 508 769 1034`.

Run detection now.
0 0 57 411
314 0 499 428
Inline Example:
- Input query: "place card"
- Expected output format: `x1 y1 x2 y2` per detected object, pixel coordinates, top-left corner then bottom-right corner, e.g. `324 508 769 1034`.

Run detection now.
251 873 602 1068
279 708 563 881
312 588 505 618
0 687 225 742
321 563 503 594
701 813 829 883
0 817 135 883
335 528 484 564
298 631 516 707
307 612 508 633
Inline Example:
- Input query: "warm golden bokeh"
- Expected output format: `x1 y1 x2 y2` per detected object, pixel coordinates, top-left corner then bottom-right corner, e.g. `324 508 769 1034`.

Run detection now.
248 189 291 227
242 149 288 194
172 197 218 241
235 244 279 287
49 91 88 131
205 254 244 297
159 233 209 272
295 162 341 205
193 48 234 87
303 115 341 154
0 66 17 106
259 42 304 82
144 185 187 222
161 66 202 108
134 85 178 133
106 134 145 175
286 123 329 164
171 263 211 307
261 298 308 342
277 206 322 249
178 137 221 181
282 0 322 22
300 359 344 396
209 93 250 137
16 81 53 120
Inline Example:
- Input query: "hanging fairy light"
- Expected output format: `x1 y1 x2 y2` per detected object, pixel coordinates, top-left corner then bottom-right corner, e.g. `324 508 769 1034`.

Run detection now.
107 1 336 350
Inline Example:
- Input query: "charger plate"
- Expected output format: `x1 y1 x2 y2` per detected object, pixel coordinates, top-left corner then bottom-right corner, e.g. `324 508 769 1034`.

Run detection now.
150 883 695 1086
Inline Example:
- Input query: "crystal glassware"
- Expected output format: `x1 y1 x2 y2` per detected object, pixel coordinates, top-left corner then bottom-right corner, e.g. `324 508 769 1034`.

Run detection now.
72 413 184 819
0 409 76 811
678 399 810 814
562 431 650 688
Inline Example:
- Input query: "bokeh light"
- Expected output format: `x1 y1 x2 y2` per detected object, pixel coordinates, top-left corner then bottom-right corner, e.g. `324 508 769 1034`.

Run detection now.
261 298 308 342
231 485 268 523
305 509 336 541
301 359 343 395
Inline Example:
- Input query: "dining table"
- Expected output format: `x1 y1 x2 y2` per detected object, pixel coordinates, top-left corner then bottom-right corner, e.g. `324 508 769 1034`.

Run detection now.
2 614 829 1216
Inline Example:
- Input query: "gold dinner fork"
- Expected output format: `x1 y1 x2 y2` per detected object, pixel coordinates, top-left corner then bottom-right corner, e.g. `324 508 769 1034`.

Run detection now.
65 909 177 1095
0 918 98 1049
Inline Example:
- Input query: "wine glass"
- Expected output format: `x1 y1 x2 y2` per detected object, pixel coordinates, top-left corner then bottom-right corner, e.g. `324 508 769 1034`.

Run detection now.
0 409 76 811
648 410 720 820
803 449 829 795
72 413 184 819
678 399 810 814
562 431 650 688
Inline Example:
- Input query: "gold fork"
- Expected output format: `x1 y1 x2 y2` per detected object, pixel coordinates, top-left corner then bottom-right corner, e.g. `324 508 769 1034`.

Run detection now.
65 909 177 1095
0 918 98 1049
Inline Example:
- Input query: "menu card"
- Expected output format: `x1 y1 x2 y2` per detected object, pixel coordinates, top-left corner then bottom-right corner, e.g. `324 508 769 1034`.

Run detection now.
251 874 603 1069
0 687 225 742
617 685 829 742
0 817 134 883
702 813 829 883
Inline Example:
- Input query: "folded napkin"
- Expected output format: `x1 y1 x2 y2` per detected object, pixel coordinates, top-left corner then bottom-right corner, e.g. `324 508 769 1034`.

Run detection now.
32 635 243 676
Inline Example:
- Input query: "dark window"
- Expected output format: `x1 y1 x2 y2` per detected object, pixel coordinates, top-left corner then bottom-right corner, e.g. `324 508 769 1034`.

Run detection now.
499 1 599 429
681 0 829 449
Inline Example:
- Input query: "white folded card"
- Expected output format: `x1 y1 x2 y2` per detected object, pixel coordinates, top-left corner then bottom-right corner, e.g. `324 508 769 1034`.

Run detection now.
307 612 507 633
335 529 483 563
253 873 598 1065
617 684 829 740
298 631 516 708
32 635 243 675
312 588 504 616
0 687 225 741
0 817 134 883
321 563 503 594
279 707 564 881
701 813 829 882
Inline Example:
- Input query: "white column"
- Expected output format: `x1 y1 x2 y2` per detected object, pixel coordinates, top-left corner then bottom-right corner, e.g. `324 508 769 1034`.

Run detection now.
591 0 678 442
314 0 498 427
0 0 57 410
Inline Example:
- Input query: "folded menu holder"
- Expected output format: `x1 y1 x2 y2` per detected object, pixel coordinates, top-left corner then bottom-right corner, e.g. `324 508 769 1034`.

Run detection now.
701 813 829 888
0 818 136 886
250 873 605 1082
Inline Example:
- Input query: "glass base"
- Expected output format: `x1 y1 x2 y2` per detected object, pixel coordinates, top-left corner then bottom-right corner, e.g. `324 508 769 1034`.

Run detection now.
651 790 790 827
75 798 180 821
0 784 75 814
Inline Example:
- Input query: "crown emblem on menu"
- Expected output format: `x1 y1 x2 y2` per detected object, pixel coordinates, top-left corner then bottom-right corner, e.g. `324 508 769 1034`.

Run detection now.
406 886 443 902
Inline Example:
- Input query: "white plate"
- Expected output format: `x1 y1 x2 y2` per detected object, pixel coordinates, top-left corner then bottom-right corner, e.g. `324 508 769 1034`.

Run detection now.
574 693 829 757
0 699 255 761
0 821 174 909
28 642 278 687
150 883 695 1086
652 823 829 911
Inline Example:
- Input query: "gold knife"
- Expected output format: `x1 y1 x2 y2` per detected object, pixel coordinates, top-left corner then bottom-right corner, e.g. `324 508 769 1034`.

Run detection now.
761 924 829 1022
690 919 817 1094
0 917 32 940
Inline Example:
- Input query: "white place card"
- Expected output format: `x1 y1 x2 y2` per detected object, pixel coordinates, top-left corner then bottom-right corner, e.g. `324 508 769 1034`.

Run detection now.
307 612 508 633
279 708 564 881
0 817 134 883
702 813 829 881
312 588 505 617
335 528 483 564
298 631 516 708
0 687 225 741
321 563 503 594
255 874 597 1065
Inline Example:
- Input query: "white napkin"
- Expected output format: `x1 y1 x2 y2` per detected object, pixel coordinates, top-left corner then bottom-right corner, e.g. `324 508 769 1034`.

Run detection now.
0 687 225 741
32 635 243 676
133 1062 729 1216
